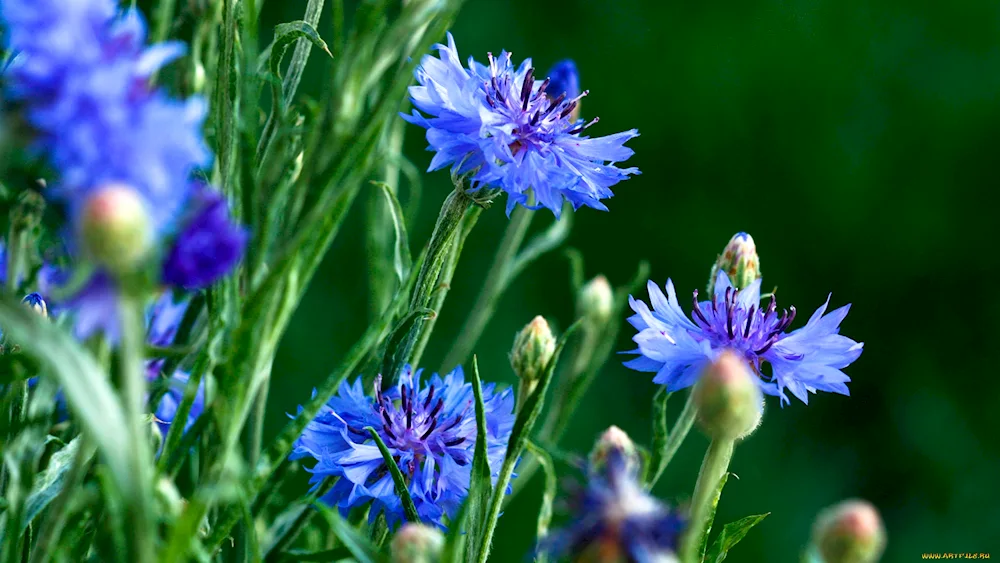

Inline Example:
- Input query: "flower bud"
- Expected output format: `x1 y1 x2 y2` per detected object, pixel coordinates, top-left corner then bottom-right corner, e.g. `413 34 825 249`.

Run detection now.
21 293 48 318
510 316 556 396
588 426 640 478
79 184 152 274
708 232 761 293
693 351 763 441
576 275 614 329
545 60 581 121
390 522 444 563
811 499 886 563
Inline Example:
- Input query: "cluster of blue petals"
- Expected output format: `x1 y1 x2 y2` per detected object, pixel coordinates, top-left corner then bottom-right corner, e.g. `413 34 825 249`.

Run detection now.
403 34 639 217
625 271 864 406
542 451 685 562
1 0 247 338
290 365 515 529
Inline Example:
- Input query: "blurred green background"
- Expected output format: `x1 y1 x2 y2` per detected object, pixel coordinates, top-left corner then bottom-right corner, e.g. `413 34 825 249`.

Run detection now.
260 0 1000 560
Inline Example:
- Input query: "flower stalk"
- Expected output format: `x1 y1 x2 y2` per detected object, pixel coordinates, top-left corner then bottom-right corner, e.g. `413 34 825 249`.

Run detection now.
681 438 735 563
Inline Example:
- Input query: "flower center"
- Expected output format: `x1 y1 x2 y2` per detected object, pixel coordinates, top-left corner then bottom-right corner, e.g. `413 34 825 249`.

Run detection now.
482 52 596 152
689 287 797 361
371 380 467 459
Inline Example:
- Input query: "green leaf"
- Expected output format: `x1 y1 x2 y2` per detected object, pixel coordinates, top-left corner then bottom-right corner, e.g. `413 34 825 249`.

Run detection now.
380 308 435 381
21 437 91 531
704 513 770 563
645 388 671 487
441 495 470 563
462 356 494 563
0 296 133 502
268 21 333 84
314 502 385 563
525 441 556 563
696 472 731 561
373 181 412 284
365 427 420 523
476 320 583 563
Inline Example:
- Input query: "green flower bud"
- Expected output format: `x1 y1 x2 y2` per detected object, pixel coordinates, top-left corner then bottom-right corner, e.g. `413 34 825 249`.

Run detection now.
510 316 556 397
79 184 152 274
708 232 761 292
576 275 614 328
811 499 886 563
693 351 764 442
588 425 640 477
390 523 444 563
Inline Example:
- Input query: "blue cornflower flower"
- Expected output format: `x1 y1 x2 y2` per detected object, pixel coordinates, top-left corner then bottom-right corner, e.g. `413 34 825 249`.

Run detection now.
542 451 685 563
162 187 248 290
402 34 639 217
546 60 581 100
625 271 864 406
291 365 516 530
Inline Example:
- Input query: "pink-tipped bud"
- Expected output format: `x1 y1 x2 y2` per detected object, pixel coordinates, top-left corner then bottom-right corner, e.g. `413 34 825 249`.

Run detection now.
693 351 763 441
510 316 556 396
708 232 761 293
79 184 152 274
811 499 886 563
390 522 444 563
589 425 640 477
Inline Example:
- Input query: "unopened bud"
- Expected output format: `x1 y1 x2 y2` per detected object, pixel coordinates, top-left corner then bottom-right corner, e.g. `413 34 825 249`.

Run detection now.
21 293 48 317
390 522 444 563
545 60 581 121
588 426 640 477
708 232 761 293
577 275 614 328
79 184 152 274
693 351 763 441
811 499 886 563
510 316 556 396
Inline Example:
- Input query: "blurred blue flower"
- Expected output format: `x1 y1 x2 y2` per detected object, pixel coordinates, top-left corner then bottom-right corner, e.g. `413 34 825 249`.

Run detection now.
625 271 864 406
1 0 211 233
542 451 685 562
546 60 581 101
162 187 248 290
291 365 516 530
145 291 205 441
402 34 639 217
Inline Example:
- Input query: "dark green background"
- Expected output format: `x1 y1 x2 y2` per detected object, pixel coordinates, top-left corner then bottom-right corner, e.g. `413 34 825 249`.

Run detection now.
261 0 1000 560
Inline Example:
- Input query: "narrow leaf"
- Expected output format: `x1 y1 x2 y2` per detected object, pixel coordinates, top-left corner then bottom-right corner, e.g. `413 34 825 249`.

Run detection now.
0 296 133 500
645 388 671 487
380 308 435 381
269 21 333 81
525 441 556 563
365 427 420 523
462 356 494 563
21 436 91 531
705 513 770 563
441 496 471 563
373 181 412 284
696 472 731 561
313 502 384 563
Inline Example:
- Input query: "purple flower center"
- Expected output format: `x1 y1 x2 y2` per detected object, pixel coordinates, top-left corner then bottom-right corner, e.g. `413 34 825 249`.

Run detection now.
689 287 799 369
483 52 596 155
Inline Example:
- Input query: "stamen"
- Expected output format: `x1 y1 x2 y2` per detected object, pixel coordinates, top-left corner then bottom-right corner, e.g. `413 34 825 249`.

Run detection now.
691 290 710 325
521 68 534 111
428 398 445 419
744 305 755 338
444 438 465 447
754 337 777 355
419 418 438 440
423 385 436 409
560 101 578 119
536 77 550 95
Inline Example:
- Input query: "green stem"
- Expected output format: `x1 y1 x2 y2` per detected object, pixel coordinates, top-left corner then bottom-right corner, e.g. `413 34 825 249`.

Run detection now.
390 188 472 377
152 0 177 45
443 205 533 369
119 293 156 563
649 390 698 489
413 204 482 370
681 439 735 563
246 378 270 468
